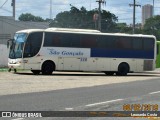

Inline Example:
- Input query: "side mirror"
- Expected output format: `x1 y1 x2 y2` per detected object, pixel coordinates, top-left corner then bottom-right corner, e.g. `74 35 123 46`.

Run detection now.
7 39 14 48
7 40 10 48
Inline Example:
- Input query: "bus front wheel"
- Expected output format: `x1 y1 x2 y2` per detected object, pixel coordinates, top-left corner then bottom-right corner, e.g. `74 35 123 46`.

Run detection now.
116 63 129 76
42 61 55 75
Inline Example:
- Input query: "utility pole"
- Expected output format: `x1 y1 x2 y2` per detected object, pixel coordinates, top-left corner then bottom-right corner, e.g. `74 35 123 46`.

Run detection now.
96 0 106 31
153 0 154 16
90 0 91 10
11 0 15 20
50 0 52 19
129 0 141 34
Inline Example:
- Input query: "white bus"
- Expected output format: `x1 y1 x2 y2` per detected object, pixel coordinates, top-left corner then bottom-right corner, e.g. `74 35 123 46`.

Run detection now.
8 28 156 76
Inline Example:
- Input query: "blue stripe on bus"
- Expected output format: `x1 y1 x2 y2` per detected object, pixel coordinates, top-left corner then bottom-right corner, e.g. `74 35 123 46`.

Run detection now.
91 48 154 59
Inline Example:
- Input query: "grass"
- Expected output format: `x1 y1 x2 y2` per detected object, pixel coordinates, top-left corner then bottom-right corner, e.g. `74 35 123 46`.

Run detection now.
0 68 8 72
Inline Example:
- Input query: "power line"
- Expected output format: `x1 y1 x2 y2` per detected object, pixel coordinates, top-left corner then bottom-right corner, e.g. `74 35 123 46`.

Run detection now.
0 7 12 13
0 0 8 8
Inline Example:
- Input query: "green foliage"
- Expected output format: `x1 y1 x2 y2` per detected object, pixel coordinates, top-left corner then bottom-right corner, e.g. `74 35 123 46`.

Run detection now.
143 15 160 40
18 13 45 22
50 6 118 32
17 9 160 40
115 23 132 33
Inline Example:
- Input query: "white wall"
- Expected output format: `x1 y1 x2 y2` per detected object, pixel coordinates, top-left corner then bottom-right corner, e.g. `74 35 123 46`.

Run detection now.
0 16 49 67
0 44 8 67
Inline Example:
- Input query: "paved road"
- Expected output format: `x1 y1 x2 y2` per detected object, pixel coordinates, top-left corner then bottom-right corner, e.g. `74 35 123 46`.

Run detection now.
0 72 160 120
0 78 159 111
0 71 159 96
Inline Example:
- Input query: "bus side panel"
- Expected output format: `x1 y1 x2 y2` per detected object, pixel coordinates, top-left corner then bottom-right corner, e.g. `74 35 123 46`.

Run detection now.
23 57 42 70
58 57 64 70
136 59 144 72
129 59 137 72
63 57 80 71
80 58 97 71
110 59 119 71
96 58 111 71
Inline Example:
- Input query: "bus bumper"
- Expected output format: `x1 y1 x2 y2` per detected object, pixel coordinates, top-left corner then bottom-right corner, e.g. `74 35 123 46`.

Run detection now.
8 63 24 70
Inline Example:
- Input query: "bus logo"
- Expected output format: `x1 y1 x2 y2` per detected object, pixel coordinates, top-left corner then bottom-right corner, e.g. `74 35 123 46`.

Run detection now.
2 112 11 117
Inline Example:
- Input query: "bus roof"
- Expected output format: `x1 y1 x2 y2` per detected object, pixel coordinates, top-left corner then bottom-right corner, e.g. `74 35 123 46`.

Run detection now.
16 29 44 33
16 28 156 39
45 28 101 33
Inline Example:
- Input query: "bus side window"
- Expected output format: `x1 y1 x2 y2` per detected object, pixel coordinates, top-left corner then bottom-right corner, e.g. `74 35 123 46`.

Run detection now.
143 38 154 51
133 38 143 50
97 37 107 48
60 34 72 47
81 35 97 48
44 32 54 47
70 34 80 48
53 35 60 46
115 37 132 49
106 36 116 49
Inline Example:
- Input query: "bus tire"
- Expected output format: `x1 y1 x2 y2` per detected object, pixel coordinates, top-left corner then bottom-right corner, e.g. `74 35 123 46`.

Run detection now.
42 61 55 75
104 72 114 76
8 68 11 72
116 63 129 76
31 70 40 75
14 69 17 73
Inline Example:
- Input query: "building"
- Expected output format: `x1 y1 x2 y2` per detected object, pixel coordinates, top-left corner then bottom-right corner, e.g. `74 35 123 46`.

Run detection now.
0 16 49 67
142 4 153 26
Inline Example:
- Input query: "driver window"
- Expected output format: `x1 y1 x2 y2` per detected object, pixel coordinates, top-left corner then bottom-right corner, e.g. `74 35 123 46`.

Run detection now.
24 32 43 58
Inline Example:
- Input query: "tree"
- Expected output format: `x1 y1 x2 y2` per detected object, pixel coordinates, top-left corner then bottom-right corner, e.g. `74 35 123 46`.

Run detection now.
101 10 118 32
50 6 118 32
18 13 45 22
115 23 132 33
143 15 160 40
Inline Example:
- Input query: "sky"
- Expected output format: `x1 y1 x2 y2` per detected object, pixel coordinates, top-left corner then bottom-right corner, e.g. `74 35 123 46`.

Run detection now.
0 0 159 24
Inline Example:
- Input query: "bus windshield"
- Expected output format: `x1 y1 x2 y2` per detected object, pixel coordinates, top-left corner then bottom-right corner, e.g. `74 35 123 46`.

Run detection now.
9 33 27 59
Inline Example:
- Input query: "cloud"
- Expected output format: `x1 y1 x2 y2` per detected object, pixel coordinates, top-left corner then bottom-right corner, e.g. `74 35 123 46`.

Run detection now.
0 0 157 24
15 0 71 19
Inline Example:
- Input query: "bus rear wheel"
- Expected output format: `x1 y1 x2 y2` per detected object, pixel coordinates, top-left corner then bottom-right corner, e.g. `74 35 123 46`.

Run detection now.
116 63 129 76
31 70 40 75
42 61 55 75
